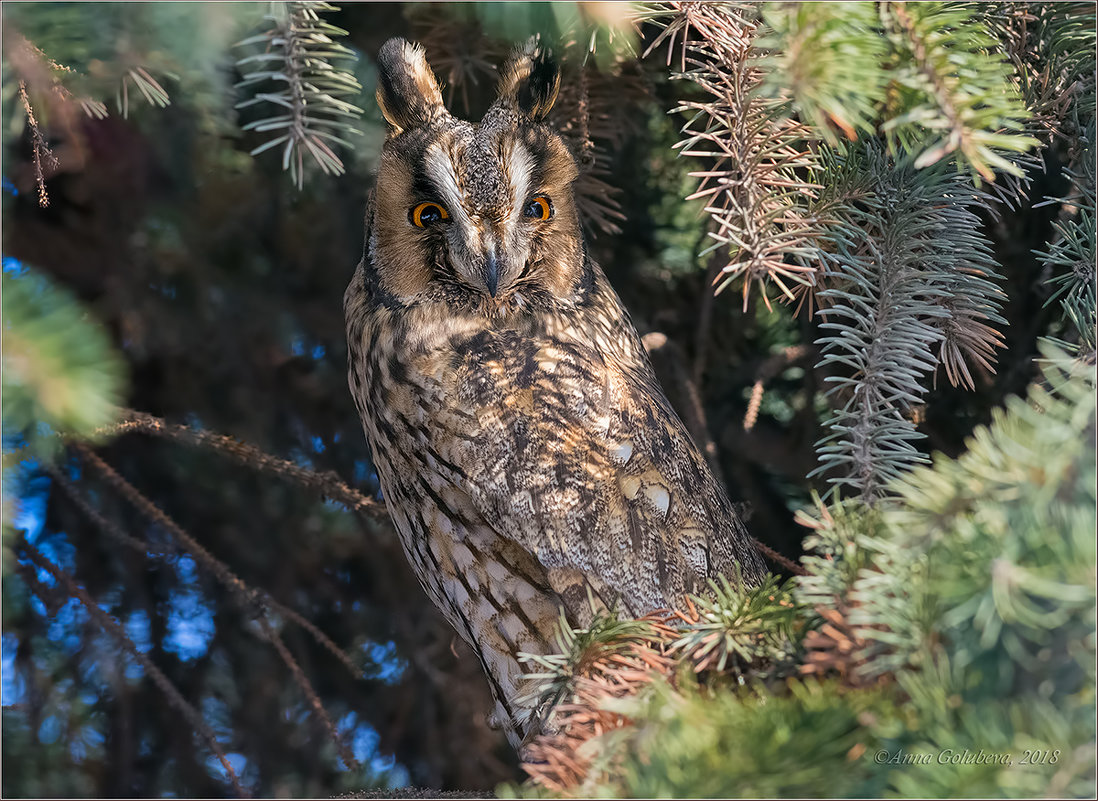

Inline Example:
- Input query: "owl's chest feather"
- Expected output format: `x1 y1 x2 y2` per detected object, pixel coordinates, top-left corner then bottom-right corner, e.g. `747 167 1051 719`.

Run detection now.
358 300 588 441
353 306 565 601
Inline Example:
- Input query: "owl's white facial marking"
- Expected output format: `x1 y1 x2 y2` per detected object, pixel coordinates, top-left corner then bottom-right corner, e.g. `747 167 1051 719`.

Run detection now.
413 129 550 305
423 142 469 230
421 134 514 299
505 142 535 228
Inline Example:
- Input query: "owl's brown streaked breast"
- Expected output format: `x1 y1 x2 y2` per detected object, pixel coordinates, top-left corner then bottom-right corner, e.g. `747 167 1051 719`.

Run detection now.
346 251 766 747
347 287 567 741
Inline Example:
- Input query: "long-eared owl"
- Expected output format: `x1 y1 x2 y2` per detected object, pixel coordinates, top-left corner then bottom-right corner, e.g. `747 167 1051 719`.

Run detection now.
345 37 765 749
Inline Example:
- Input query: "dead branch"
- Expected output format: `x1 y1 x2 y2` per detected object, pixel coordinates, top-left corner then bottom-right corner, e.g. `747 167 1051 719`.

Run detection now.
47 464 176 556
72 443 365 680
258 619 362 772
17 79 58 208
18 534 249 798
97 409 386 518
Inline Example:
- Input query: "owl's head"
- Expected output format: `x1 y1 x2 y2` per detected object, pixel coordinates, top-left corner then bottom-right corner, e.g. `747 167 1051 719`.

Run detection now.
368 38 583 313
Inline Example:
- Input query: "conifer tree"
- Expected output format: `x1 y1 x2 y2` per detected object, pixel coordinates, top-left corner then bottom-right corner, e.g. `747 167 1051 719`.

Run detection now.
507 4 1096 796
2 2 1094 797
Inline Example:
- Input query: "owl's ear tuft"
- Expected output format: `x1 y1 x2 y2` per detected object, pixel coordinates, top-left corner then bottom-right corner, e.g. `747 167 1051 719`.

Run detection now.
375 38 446 134
496 37 560 121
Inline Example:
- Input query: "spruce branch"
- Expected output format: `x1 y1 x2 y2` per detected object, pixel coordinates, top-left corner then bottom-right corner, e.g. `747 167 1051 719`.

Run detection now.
982 3 1094 142
799 605 875 688
880 1 1038 183
849 347 1096 683
7 25 172 126
1037 114 1096 362
1 267 126 457
518 609 670 720
668 573 803 678
518 609 674 792
809 144 1007 501
1013 2 1096 126
3 29 80 207
634 1 755 74
515 572 858 795
794 495 884 686
235 1 364 189
756 2 888 145
641 2 825 311
967 3 1095 207
794 493 879 608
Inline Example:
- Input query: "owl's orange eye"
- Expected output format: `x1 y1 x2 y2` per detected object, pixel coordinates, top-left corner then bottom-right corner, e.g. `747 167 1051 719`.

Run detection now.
411 202 449 227
523 196 553 221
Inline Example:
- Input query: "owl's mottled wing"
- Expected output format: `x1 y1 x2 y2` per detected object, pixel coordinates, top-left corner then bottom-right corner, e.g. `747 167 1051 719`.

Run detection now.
414 326 765 621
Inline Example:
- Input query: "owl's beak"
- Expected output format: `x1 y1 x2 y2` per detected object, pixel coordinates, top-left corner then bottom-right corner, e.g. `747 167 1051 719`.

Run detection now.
482 252 500 298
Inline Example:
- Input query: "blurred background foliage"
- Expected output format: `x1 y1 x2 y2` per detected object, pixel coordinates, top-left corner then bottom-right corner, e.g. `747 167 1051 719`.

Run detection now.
1 1 1094 797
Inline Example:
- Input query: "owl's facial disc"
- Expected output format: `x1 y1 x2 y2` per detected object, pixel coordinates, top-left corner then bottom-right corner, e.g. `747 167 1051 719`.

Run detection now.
371 37 581 310
373 119 580 308
416 128 576 301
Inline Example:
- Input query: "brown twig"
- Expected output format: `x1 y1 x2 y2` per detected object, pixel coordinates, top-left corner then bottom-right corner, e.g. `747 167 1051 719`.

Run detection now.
46 464 176 556
258 619 362 772
97 410 386 518
72 443 364 680
742 344 812 432
17 79 59 208
18 534 249 798
16 560 67 617
751 539 806 577
4 30 105 181
692 245 722 389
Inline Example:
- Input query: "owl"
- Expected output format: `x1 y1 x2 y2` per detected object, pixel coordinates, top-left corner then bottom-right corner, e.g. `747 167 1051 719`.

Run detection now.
345 37 766 749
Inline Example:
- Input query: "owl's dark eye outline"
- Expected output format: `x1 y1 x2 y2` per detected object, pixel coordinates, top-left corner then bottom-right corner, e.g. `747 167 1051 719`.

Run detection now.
523 196 553 221
410 202 450 227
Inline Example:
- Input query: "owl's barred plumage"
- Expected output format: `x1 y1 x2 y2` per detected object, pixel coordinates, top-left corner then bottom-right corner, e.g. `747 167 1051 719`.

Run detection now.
345 37 765 748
